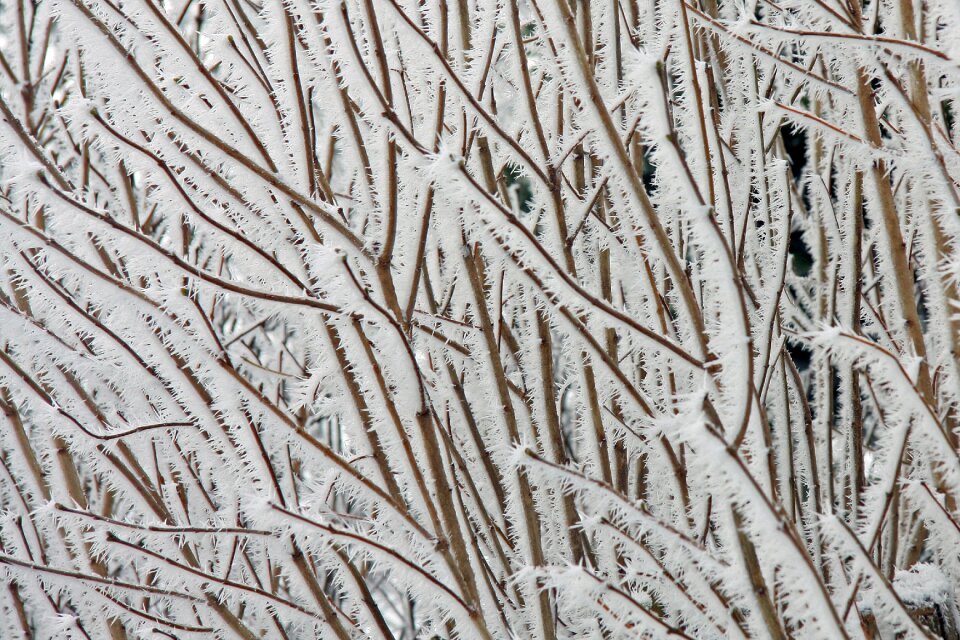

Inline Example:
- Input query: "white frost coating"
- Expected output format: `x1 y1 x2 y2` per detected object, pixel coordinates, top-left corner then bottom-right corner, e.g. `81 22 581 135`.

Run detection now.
893 563 954 609
0 0 958 638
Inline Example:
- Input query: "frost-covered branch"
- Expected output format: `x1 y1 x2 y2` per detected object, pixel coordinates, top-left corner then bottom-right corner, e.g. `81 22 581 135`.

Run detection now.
0 0 959 638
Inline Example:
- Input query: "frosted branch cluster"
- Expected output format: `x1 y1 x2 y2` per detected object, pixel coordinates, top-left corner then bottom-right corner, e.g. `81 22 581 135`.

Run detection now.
1 0 959 638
